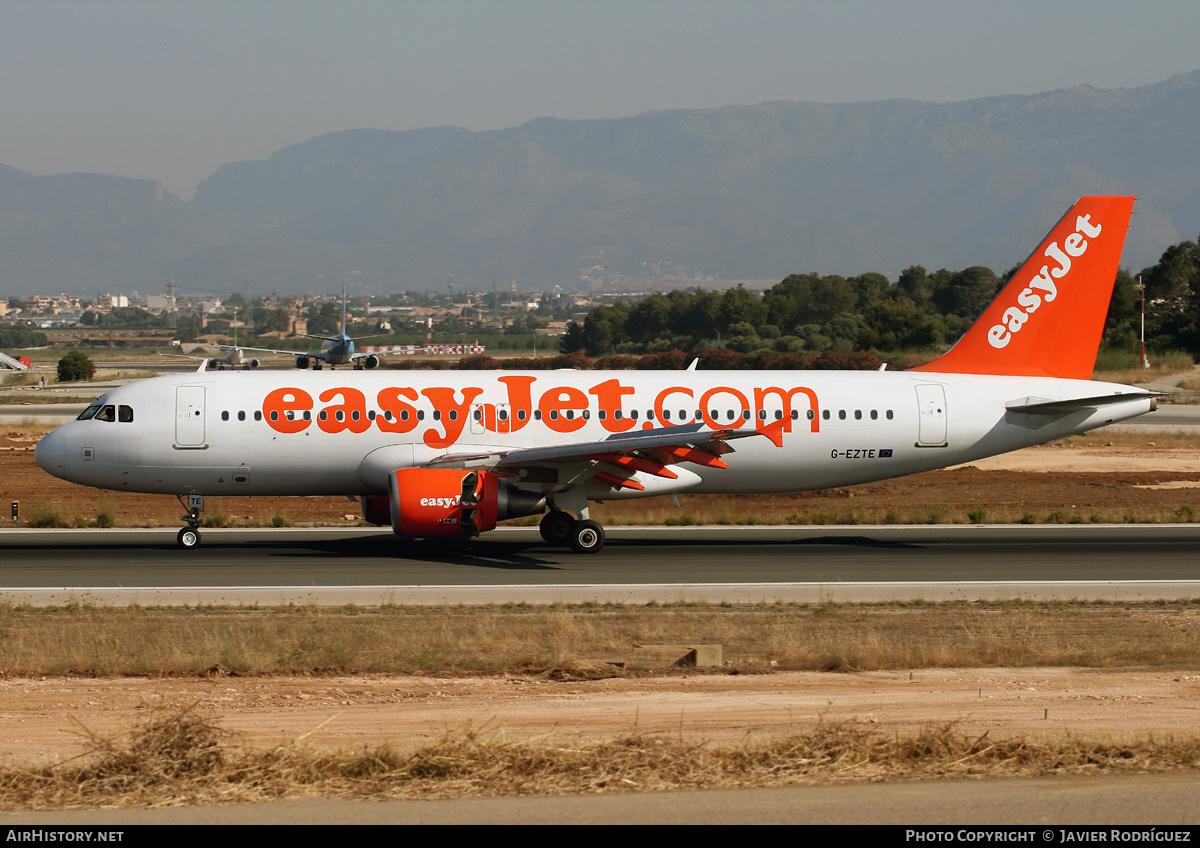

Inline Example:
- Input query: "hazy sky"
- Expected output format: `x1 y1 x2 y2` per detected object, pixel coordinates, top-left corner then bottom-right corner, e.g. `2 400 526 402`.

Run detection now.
3 0 1199 198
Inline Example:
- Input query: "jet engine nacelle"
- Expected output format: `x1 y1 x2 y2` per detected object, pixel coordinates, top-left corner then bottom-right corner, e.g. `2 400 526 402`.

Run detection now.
295 355 310 370
361 468 545 538
361 354 381 369
246 358 261 369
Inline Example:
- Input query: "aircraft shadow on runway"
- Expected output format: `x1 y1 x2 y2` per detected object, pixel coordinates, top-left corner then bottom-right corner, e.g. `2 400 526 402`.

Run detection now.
269 535 566 570
259 533 925 563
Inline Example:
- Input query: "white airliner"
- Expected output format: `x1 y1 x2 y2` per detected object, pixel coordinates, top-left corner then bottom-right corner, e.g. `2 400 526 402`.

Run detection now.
36 196 1156 552
159 341 268 371
159 311 279 371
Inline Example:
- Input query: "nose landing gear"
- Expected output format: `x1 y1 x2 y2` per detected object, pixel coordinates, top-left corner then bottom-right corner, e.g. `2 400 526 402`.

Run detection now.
176 494 204 549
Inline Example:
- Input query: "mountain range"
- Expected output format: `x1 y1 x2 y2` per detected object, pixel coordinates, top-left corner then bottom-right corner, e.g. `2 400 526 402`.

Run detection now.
4 69 1200 297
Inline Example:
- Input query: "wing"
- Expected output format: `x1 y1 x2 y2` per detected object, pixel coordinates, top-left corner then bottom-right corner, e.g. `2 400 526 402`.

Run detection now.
425 422 762 492
214 345 287 361
217 343 316 358
156 349 205 361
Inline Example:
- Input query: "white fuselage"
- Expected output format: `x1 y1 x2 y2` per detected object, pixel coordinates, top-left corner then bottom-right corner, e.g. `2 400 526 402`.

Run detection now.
35 369 1154 500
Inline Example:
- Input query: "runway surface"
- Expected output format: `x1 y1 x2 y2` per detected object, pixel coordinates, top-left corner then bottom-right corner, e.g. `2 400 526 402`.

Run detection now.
2 525 1199 605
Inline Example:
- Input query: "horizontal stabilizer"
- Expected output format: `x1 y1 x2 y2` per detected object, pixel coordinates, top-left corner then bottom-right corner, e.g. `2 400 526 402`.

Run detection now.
1005 392 1158 416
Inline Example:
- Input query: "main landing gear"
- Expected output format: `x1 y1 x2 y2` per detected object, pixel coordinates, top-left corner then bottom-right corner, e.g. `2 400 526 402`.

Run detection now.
176 494 204 549
539 510 606 554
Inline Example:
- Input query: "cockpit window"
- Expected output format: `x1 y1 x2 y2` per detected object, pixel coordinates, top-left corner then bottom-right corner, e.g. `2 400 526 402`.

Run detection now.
118 405 134 423
94 405 116 423
76 403 102 421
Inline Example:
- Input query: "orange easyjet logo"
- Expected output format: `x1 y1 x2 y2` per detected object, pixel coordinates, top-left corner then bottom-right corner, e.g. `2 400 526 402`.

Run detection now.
988 213 1103 349
261 376 820 449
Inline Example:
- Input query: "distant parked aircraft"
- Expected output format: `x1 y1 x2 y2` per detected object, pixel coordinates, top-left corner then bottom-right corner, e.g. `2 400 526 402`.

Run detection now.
227 287 382 370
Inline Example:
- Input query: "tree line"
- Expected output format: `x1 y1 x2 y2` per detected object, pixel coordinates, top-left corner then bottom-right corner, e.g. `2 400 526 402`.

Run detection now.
558 235 1200 359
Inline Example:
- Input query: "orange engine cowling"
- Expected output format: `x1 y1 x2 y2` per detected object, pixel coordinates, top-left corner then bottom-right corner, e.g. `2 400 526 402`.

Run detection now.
361 468 545 537
389 468 499 537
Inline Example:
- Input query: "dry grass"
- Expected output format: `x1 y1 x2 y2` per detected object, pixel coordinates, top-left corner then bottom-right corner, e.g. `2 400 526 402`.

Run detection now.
1061 430 1200 448
3 709 1198 809
3 603 1200 676
0 394 93 405
1092 351 1194 384
0 419 46 436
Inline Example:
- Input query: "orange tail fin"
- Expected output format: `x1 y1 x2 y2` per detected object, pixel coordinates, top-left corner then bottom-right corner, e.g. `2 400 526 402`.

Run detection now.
910 195 1135 379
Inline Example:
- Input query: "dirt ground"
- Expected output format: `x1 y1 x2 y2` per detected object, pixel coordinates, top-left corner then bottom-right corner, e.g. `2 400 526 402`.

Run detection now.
2 669 1199 766
4 430 1200 764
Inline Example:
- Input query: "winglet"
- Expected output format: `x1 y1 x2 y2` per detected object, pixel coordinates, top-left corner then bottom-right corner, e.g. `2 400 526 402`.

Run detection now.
911 196 1135 379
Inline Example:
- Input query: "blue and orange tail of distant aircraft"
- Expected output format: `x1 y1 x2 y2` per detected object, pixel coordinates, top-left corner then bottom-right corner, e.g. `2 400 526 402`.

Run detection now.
911 195 1135 379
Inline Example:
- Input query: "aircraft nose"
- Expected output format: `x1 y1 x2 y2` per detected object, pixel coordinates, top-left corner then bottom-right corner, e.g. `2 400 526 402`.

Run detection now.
35 431 66 475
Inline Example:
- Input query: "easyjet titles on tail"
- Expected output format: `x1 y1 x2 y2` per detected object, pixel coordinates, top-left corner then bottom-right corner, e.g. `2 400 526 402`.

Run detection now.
987 214 1104 349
